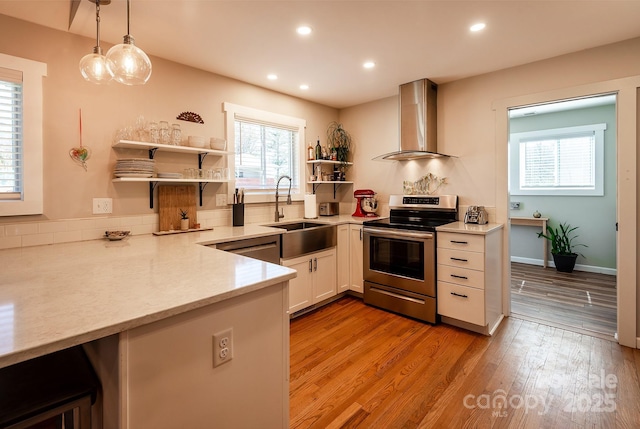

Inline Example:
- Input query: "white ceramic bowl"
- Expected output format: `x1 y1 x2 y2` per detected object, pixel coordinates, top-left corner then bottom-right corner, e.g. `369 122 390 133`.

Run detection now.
210 137 227 151
188 136 206 148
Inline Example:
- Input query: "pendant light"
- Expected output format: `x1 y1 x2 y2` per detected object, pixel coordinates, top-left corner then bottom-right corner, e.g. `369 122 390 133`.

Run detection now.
105 0 152 85
79 0 112 84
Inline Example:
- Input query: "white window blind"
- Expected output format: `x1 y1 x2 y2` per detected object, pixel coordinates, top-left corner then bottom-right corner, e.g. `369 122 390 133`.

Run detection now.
520 132 594 190
510 123 606 196
234 116 300 191
0 67 22 201
223 102 306 204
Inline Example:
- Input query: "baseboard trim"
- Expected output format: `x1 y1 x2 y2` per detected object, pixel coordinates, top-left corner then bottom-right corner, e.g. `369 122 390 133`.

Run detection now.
510 257 617 276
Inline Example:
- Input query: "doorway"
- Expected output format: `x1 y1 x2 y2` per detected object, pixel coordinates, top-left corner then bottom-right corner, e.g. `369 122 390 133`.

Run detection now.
493 76 640 348
507 94 617 339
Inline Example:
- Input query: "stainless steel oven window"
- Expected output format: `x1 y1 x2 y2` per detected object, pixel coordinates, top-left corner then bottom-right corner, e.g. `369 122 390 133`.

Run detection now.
369 235 425 280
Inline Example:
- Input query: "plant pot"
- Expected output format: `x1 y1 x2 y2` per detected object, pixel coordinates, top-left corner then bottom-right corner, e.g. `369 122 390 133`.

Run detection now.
180 218 189 231
552 253 578 273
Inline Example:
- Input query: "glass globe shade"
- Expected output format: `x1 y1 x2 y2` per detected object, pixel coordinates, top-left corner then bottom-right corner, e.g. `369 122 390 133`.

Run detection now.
79 51 112 84
105 37 152 85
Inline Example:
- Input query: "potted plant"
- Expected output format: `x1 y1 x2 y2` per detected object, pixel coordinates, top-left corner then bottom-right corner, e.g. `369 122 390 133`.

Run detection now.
179 209 190 231
326 121 352 164
537 222 587 273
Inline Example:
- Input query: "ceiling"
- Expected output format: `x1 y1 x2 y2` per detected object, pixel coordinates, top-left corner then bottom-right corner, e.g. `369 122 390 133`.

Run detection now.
2 0 640 109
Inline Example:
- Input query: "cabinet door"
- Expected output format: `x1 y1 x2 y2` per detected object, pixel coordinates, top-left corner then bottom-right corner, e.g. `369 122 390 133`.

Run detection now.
283 256 313 313
349 225 364 292
313 248 337 303
337 224 350 292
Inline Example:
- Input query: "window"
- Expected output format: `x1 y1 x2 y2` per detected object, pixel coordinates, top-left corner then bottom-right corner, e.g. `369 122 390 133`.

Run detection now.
223 102 306 204
0 53 46 216
509 123 606 196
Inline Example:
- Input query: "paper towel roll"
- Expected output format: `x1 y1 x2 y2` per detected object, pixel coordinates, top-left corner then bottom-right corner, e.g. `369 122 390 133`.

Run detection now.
304 194 317 218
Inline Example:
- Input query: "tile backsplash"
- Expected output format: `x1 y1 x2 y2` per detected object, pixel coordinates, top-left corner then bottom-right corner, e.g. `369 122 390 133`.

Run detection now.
0 203 306 250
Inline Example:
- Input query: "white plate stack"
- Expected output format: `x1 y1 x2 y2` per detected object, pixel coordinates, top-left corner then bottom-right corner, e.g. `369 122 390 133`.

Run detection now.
114 158 155 178
157 172 183 179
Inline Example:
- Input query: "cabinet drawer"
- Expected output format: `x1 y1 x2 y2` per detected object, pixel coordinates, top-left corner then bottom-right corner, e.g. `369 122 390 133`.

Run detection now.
437 281 485 326
437 248 484 271
437 264 485 289
438 232 484 253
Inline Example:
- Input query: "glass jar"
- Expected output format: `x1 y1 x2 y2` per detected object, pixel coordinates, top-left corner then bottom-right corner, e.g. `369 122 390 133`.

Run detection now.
170 123 181 146
148 121 159 143
159 121 170 145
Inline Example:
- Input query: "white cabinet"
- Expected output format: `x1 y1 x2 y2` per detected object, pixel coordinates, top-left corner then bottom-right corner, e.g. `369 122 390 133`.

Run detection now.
349 224 364 293
283 248 337 313
337 224 350 292
284 256 314 313
436 228 503 335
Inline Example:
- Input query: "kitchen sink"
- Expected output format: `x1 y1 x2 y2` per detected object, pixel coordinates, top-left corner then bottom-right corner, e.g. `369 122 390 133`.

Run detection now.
274 221 327 232
269 221 337 259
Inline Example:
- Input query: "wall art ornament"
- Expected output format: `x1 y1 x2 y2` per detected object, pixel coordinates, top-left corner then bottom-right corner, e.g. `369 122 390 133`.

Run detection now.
403 172 447 195
176 111 204 124
69 108 91 171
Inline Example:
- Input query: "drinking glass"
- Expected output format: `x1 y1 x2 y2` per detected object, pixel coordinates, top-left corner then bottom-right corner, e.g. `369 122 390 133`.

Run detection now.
171 123 181 146
148 122 159 143
159 121 170 145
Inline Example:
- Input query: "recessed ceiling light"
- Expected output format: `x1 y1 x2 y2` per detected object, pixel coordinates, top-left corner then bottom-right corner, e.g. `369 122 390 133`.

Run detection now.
297 26 312 35
300 84 309 90
470 22 486 32
267 74 278 80
363 61 376 69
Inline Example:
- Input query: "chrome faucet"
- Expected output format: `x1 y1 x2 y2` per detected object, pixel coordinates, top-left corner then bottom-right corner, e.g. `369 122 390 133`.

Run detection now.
275 175 292 222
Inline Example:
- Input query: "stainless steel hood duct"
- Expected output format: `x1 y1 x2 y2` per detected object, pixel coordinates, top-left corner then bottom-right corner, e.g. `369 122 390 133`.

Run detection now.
374 78 450 161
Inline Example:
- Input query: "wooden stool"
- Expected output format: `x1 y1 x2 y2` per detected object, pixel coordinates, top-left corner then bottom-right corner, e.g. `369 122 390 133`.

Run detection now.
0 346 100 429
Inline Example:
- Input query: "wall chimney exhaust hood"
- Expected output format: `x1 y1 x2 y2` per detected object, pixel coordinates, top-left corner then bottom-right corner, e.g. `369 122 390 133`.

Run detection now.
374 78 451 161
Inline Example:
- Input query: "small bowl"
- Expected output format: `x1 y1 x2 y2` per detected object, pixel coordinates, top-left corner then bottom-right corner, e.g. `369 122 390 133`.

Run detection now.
188 136 206 148
210 138 227 151
104 230 130 241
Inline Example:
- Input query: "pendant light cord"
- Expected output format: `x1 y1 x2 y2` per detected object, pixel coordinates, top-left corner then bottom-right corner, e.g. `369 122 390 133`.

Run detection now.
126 0 131 36
95 2 101 48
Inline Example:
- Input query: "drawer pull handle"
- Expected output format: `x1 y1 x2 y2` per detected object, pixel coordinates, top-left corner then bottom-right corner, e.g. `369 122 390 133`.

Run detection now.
451 274 468 280
451 257 468 262
451 240 468 245
451 292 468 298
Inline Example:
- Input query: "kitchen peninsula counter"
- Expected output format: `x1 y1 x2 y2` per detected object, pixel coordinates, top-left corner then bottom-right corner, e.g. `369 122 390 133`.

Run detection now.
0 224 295 369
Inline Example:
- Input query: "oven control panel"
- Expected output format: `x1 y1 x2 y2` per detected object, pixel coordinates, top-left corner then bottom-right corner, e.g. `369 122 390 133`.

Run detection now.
403 196 439 205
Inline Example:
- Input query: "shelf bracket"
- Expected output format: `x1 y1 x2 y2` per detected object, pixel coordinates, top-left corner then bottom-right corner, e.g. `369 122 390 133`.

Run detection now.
149 181 159 209
333 183 342 198
148 148 158 160
312 183 319 194
198 153 208 169
198 182 209 206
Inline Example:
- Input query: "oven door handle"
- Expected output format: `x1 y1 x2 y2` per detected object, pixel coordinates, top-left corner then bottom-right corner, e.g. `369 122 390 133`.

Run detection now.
364 227 433 240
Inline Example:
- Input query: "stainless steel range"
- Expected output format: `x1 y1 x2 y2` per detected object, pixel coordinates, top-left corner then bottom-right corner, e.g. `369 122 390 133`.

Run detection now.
362 195 458 323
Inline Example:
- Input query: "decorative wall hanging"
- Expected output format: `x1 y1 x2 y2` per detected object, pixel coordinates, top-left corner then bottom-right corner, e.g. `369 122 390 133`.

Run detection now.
403 172 446 195
176 111 204 124
70 109 91 171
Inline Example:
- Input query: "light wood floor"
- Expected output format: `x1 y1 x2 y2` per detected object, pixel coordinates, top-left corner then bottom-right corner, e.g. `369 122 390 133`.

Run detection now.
510 263 617 340
290 297 640 429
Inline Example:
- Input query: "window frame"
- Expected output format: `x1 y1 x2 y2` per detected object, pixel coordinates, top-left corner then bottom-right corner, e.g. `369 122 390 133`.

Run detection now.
509 123 606 196
223 102 306 204
0 53 46 216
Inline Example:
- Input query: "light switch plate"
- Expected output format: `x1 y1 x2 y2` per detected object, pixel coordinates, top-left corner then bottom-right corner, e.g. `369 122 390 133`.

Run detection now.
216 194 227 206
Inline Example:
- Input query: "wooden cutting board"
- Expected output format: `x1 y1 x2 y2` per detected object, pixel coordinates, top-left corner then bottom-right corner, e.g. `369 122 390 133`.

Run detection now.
158 185 197 231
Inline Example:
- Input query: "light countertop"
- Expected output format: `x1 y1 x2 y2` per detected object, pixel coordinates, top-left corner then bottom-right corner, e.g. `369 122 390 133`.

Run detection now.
0 217 371 369
0 225 296 368
436 221 504 235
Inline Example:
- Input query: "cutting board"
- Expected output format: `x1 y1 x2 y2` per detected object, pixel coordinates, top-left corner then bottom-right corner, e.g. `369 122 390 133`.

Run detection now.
158 185 197 231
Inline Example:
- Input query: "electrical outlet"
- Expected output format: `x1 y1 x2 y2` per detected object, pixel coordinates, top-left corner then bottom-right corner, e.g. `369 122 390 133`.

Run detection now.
213 328 233 367
510 202 521 210
93 198 113 214
216 194 227 207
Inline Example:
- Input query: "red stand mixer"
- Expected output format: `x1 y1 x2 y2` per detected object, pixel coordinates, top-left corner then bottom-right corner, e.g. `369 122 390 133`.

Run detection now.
352 189 379 217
